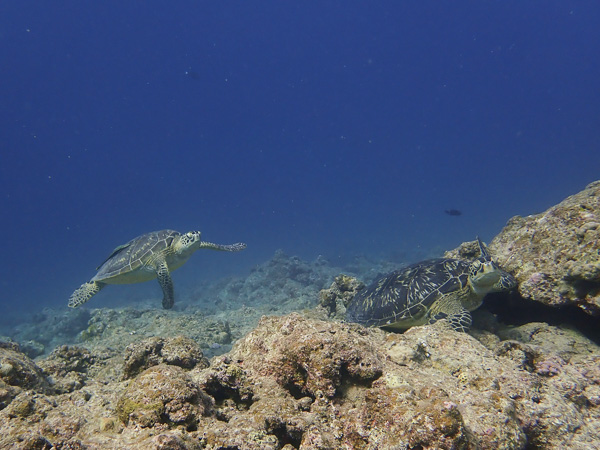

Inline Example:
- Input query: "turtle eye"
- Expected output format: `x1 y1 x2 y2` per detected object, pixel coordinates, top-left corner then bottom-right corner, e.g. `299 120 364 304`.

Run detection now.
470 261 482 274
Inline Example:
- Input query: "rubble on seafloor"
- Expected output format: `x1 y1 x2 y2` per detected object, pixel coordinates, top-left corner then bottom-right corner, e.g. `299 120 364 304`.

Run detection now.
0 181 599 448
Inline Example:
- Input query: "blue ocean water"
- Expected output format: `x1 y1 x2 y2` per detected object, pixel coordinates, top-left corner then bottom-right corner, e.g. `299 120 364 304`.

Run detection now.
1 1 599 319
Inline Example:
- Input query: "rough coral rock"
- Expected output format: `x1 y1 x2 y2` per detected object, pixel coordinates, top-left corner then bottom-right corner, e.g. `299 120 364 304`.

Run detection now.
0 341 50 409
317 274 364 319
193 314 600 448
38 345 95 393
489 180 600 315
0 314 599 448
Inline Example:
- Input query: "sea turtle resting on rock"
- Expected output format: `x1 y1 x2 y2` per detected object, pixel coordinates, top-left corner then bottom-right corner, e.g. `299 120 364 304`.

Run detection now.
68 230 246 309
346 237 516 332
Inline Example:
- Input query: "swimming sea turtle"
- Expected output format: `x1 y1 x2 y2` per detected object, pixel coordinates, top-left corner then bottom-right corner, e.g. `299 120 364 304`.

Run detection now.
346 237 516 332
68 230 246 309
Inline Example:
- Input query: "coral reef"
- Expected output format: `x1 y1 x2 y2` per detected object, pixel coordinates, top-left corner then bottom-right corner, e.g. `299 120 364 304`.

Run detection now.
0 181 599 448
1 315 599 448
38 345 96 393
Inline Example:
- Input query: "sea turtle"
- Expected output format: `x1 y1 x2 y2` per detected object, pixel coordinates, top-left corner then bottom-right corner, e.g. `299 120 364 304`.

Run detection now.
346 237 516 332
68 230 246 309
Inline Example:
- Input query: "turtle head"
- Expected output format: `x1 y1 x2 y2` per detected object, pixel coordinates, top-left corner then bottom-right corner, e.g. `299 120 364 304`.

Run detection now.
174 230 203 255
469 236 517 295
468 258 502 295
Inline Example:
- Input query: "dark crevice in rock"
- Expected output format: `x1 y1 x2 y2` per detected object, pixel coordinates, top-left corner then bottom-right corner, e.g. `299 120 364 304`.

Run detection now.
570 280 600 308
283 368 311 400
208 385 251 406
483 292 600 345
521 423 546 450
339 365 379 391
202 380 253 423
284 382 309 401
214 409 230 423
279 362 313 400
265 418 303 448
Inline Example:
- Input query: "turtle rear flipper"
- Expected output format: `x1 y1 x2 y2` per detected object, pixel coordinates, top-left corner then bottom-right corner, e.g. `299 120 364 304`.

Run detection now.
68 281 104 308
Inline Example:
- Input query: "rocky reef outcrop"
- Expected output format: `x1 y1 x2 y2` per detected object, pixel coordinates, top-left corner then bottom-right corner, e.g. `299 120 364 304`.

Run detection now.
488 180 600 315
0 341 50 411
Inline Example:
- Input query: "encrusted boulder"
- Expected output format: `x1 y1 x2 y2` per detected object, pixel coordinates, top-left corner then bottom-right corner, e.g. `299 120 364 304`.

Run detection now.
122 336 209 380
117 364 212 430
0 341 49 409
489 180 600 315
233 314 383 399
38 345 95 393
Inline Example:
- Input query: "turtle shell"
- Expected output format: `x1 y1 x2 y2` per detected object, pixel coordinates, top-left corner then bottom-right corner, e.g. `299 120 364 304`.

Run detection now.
346 258 471 328
92 230 180 282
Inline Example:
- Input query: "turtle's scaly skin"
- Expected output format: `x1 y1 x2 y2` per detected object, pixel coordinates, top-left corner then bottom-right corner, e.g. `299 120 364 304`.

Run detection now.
346 238 516 332
68 230 246 309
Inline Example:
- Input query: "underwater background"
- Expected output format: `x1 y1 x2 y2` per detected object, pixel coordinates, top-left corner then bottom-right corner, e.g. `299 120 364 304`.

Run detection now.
1 1 599 322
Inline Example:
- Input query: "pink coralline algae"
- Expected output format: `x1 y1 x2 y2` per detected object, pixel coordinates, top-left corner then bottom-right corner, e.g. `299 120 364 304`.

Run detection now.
528 272 545 285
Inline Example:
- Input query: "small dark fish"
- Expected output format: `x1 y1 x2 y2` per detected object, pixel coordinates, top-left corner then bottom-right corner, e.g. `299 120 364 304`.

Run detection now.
445 209 462 216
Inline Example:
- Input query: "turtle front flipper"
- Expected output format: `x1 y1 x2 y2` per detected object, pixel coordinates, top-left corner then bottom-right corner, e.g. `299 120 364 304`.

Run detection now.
199 241 247 252
155 260 175 309
68 281 104 308
429 308 473 332
428 295 474 332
